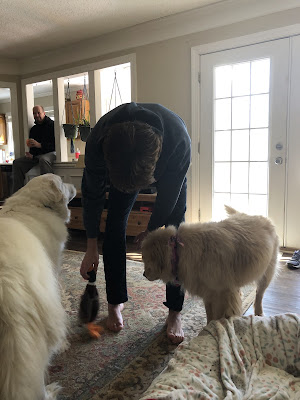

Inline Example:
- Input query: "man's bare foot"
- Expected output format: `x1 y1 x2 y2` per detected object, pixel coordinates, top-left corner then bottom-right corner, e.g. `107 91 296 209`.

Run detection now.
107 303 124 332
166 310 184 344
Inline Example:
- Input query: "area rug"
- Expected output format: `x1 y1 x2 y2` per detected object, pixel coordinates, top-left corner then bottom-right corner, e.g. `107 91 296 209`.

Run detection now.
50 250 256 400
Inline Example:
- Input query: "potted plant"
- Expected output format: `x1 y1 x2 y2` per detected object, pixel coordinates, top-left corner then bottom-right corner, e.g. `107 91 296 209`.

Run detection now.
63 99 78 140
78 116 91 142
62 123 78 139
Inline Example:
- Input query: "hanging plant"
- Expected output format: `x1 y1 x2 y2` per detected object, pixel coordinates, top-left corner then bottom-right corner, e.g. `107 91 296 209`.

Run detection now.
62 123 78 139
78 118 91 142
62 124 78 153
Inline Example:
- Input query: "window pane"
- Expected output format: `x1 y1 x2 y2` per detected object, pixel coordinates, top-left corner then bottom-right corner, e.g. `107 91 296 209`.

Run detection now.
231 193 249 213
232 96 250 129
215 99 231 130
249 194 268 216
212 58 271 222
213 193 231 221
250 94 269 128
100 62 131 115
231 162 248 193
232 62 250 96
214 162 230 192
214 130 231 161
250 128 268 161
215 65 232 98
232 129 249 161
251 59 270 94
249 162 268 194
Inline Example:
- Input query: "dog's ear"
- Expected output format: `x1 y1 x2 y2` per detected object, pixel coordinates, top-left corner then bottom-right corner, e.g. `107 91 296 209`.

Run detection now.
43 175 76 221
25 174 75 221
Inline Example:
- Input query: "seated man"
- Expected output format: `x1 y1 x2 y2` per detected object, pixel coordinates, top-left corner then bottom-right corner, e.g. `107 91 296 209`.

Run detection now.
12 105 56 193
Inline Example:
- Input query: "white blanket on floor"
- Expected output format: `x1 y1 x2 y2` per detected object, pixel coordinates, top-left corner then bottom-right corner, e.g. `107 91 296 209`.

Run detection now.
140 314 300 400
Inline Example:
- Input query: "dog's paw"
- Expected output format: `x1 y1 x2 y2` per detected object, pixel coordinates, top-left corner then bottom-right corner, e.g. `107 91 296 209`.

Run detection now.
58 338 70 353
45 382 62 399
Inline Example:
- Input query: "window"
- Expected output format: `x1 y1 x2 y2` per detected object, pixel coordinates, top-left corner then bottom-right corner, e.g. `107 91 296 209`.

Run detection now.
213 59 270 220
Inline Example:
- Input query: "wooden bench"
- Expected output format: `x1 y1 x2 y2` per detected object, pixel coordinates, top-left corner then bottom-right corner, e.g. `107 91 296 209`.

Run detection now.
68 191 157 237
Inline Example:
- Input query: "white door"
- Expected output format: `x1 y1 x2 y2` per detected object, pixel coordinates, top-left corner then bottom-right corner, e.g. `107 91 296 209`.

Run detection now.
286 35 300 248
199 38 290 244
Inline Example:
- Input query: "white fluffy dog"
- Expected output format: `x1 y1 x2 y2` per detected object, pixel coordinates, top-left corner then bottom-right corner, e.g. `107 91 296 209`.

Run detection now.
0 174 76 400
142 206 279 323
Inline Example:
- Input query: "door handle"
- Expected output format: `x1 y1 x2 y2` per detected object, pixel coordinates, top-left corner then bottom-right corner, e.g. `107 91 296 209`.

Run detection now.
275 157 283 165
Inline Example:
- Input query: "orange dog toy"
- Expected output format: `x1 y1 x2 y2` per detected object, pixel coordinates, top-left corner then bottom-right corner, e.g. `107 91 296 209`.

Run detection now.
87 323 103 339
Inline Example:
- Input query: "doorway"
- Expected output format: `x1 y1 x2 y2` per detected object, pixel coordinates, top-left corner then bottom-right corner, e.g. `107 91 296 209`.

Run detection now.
198 38 292 245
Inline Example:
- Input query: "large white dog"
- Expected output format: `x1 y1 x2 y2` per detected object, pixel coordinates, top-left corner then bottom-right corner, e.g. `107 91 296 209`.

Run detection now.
142 206 279 323
0 174 76 400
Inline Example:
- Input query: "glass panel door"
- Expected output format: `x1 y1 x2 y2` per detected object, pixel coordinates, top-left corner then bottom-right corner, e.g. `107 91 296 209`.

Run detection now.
199 38 290 244
213 58 270 220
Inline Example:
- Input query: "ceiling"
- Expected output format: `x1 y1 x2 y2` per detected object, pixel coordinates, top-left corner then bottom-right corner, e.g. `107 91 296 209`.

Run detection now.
0 0 226 103
1 0 225 60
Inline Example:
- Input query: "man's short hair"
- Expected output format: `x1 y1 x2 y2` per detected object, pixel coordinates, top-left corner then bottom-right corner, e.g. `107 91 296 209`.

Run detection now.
33 105 45 112
102 121 162 192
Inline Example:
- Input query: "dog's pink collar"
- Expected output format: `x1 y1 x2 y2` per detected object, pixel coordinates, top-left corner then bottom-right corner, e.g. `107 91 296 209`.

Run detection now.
169 235 184 286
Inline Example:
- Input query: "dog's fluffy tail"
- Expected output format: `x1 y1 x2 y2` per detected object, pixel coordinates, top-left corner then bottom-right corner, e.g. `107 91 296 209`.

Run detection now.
224 205 238 216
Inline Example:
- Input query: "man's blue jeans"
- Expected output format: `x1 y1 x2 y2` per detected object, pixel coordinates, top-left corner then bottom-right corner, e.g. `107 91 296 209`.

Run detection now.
103 180 187 311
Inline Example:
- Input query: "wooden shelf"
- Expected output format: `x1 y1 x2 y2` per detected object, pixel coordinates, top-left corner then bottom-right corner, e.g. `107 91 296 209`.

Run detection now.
65 99 90 124
67 192 156 236
0 114 7 145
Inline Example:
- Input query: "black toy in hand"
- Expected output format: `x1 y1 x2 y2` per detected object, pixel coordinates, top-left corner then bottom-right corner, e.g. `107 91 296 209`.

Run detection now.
79 270 100 324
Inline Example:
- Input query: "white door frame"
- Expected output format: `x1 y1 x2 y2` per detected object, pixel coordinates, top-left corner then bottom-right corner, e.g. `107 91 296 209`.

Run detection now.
190 24 300 228
0 81 20 158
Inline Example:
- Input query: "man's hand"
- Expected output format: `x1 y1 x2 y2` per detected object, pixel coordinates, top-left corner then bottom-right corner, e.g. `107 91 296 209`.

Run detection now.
80 239 99 280
25 152 33 159
134 229 149 250
27 138 41 148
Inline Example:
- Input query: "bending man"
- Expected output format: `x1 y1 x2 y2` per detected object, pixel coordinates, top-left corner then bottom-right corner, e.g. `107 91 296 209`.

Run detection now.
80 102 191 344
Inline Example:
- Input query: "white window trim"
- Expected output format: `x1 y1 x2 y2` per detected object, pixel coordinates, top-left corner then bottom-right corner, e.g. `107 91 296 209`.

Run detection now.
0 81 20 158
21 53 137 162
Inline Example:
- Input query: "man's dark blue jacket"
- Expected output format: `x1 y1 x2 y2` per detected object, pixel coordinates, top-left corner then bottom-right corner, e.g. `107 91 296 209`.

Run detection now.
82 102 191 238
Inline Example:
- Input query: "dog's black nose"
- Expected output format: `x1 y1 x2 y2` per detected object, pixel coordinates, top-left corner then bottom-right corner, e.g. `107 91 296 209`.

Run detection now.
143 272 146 277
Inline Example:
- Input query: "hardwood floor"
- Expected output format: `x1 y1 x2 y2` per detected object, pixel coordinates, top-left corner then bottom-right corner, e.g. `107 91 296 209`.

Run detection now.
67 229 300 317
245 253 300 316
